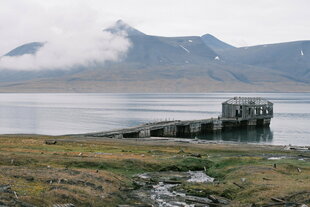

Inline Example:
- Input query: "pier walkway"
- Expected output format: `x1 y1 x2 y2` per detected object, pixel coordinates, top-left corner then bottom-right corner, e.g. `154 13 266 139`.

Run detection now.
85 97 273 139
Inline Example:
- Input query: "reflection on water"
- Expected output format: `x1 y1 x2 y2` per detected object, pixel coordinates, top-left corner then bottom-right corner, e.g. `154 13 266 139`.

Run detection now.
0 93 309 146
198 127 273 143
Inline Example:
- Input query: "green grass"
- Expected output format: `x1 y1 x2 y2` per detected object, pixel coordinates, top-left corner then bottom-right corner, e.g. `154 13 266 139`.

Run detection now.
0 135 309 206
64 158 161 176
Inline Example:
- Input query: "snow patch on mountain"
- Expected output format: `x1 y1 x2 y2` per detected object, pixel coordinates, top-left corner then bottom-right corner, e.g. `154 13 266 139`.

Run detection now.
179 45 190 53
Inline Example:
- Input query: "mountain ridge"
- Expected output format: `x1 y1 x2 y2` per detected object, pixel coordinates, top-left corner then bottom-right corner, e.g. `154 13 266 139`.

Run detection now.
201 34 235 51
0 20 309 92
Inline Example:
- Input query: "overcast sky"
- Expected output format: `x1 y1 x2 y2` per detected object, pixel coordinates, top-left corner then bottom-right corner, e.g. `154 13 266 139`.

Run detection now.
1 0 310 56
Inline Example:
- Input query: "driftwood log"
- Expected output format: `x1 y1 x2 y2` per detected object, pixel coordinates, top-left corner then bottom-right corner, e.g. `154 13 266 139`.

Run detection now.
233 182 245 189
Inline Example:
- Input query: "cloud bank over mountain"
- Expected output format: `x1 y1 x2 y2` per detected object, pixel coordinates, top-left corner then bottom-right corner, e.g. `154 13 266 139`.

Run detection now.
1 0 309 53
0 0 131 71
0 31 130 70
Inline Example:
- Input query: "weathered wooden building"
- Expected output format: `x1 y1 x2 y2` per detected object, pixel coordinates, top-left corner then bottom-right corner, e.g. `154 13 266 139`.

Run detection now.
222 97 273 126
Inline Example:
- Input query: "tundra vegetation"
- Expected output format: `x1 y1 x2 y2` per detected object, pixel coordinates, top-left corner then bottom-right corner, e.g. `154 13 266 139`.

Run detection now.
0 135 309 206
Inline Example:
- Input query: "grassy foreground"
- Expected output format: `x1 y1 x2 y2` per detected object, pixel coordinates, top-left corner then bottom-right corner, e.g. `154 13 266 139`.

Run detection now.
0 135 309 206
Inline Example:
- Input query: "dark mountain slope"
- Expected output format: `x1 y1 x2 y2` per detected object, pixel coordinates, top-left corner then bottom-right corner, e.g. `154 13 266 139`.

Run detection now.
219 41 310 82
105 20 218 65
125 35 218 65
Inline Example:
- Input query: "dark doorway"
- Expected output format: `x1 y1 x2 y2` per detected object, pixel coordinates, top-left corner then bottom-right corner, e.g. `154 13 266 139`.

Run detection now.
176 125 190 137
123 132 140 138
150 128 164 137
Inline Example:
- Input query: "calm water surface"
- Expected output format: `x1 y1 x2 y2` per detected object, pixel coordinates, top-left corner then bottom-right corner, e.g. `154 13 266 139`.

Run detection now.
0 93 309 146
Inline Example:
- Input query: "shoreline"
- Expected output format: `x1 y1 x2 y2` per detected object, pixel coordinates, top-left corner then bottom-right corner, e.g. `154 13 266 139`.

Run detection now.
1 133 309 148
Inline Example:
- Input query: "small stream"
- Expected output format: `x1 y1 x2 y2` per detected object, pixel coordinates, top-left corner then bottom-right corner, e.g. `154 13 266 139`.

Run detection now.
130 171 223 207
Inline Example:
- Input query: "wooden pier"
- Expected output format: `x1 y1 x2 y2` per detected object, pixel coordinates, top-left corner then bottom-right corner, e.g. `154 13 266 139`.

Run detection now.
86 97 273 139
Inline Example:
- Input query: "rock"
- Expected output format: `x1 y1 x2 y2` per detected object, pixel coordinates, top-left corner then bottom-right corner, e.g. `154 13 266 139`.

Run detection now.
132 181 144 189
188 171 214 183
185 195 213 204
94 152 112 155
178 149 185 154
208 194 230 205
117 205 152 207
13 191 18 199
271 197 285 203
0 185 11 193
45 140 57 145
53 204 75 207
25 176 34 182
163 180 182 184
193 204 207 207
96 185 104 191
190 153 202 158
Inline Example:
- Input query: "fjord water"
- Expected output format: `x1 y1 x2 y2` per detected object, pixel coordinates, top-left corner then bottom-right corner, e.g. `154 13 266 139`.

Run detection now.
0 93 309 146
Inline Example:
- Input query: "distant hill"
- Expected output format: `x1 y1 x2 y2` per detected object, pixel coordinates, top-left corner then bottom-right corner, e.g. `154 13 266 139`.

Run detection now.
218 41 310 82
201 34 235 51
0 20 309 92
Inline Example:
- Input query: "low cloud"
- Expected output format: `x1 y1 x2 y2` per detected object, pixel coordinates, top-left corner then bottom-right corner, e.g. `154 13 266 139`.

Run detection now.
0 30 131 71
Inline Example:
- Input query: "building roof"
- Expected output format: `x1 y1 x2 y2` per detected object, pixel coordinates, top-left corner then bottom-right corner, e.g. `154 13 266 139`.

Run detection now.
223 97 273 106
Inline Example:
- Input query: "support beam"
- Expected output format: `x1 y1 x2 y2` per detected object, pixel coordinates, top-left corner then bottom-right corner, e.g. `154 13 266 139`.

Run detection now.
257 118 271 126
139 129 150 138
163 125 177 137
176 125 191 138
